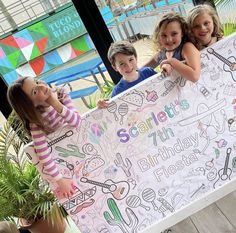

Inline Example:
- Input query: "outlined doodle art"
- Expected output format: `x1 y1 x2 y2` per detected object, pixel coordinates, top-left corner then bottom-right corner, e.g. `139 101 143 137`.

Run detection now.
114 153 132 177
107 101 119 121
195 167 206 176
70 199 95 215
53 158 74 178
178 100 227 153
126 195 151 211
228 116 236 132
234 38 236 49
142 188 158 211
207 168 217 181
119 90 145 107
223 82 236 96
82 143 98 156
24 143 39 166
179 76 187 87
62 186 97 211
80 177 130 200
23 33 236 233
118 103 129 125
48 130 73 153
207 47 236 82
103 198 139 233
55 144 86 158
171 192 184 208
97 225 111 233
104 165 118 179
197 83 212 99
82 156 105 176
200 52 210 61
24 142 76 184
197 107 226 152
178 99 227 127
215 139 227 148
213 147 232 189
161 78 180 97
232 157 236 168
91 109 104 121
157 197 174 217
158 187 168 197
190 183 205 198
127 112 139 127
75 119 90 144
145 90 158 102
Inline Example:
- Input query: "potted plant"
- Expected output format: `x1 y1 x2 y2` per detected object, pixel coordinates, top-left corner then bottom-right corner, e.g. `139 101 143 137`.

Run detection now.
0 112 67 233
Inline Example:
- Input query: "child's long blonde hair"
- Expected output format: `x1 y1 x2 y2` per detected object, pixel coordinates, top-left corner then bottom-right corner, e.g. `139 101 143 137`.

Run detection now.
0 221 19 233
187 4 224 49
153 12 190 52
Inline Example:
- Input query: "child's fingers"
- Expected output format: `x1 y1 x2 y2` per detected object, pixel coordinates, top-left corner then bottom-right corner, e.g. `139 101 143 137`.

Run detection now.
62 190 74 199
63 192 70 199
160 60 168 67
97 100 108 109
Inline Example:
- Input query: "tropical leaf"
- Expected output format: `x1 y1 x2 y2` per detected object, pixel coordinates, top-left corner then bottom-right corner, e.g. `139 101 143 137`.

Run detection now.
0 111 66 223
214 0 232 7
100 81 115 99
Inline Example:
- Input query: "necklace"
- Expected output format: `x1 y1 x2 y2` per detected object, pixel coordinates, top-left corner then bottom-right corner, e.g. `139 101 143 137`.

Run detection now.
166 49 175 52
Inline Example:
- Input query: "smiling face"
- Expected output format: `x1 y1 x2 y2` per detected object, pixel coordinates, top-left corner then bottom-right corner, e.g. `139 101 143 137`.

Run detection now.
22 77 50 107
159 20 183 51
112 53 138 81
191 12 214 46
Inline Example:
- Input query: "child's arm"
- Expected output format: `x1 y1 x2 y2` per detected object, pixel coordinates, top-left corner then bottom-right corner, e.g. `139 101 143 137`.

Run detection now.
142 54 159 69
30 124 76 198
160 42 200 82
45 87 81 127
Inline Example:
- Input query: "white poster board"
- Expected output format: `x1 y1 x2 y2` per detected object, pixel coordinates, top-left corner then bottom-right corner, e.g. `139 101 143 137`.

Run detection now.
25 32 236 233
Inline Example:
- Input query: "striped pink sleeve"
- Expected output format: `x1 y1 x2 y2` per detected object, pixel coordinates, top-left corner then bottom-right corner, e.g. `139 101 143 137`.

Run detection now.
59 88 81 127
30 123 62 181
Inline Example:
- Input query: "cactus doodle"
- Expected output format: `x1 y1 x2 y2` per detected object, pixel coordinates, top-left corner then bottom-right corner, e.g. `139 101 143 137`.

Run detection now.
114 153 132 177
55 144 86 158
104 198 139 233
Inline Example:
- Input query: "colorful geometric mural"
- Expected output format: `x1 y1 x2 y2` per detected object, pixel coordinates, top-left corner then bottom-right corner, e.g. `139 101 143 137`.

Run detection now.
13 34 93 85
0 5 89 85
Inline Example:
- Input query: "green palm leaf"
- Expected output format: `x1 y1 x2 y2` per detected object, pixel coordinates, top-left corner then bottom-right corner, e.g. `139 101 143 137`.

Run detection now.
214 0 232 7
0 111 66 223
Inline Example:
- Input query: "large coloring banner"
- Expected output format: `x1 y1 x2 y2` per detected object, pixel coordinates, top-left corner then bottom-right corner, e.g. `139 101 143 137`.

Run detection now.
25 32 236 233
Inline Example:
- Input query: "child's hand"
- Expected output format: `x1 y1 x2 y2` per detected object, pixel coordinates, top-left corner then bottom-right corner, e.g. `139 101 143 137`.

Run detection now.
45 88 57 104
232 99 236 104
97 99 108 109
45 88 63 113
56 87 66 101
160 63 173 76
56 178 77 198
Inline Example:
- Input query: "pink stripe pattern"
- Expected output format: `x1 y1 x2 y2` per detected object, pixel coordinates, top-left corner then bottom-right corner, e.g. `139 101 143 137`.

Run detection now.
30 87 81 181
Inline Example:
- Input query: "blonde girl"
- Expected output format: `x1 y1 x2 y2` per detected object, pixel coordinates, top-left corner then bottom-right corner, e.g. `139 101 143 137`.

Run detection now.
144 12 200 82
187 4 224 50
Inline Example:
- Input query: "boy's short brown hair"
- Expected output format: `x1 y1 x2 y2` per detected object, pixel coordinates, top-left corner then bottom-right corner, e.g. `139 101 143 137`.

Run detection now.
107 41 137 66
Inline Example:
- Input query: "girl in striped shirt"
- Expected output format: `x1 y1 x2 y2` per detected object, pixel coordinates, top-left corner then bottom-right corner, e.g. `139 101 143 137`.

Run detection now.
7 77 81 198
